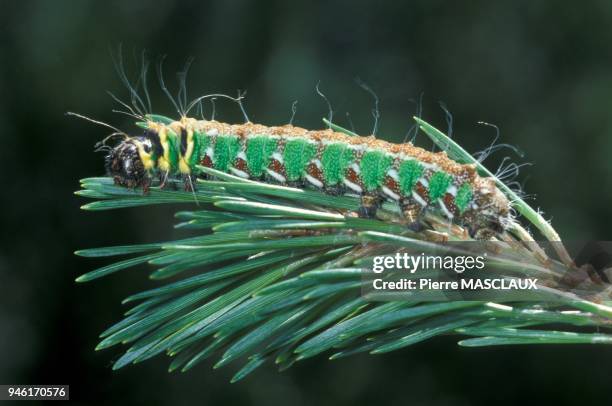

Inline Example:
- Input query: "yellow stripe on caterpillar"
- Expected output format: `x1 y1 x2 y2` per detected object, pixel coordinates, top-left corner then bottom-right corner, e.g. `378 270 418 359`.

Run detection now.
179 127 194 174
153 126 171 172
134 141 155 171
158 156 170 172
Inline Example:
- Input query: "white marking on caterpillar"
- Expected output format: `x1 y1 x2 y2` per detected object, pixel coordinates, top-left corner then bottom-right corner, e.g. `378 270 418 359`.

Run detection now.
350 163 361 174
305 175 324 188
322 139 344 146
387 168 399 181
229 168 250 178
421 162 440 171
438 199 454 219
140 139 152 150
349 145 367 153
386 152 399 161
272 152 284 164
207 128 219 136
266 169 286 183
412 191 428 207
343 178 363 193
205 147 214 162
447 185 458 196
382 186 401 201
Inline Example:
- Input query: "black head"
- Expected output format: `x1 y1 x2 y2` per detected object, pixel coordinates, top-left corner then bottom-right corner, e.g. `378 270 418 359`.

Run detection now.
104 137 151 188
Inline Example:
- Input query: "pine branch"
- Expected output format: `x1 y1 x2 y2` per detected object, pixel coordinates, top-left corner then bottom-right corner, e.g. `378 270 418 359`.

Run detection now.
75 119 612 382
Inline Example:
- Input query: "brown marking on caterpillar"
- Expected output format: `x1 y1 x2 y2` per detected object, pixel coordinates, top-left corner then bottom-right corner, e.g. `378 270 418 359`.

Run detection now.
307 162 324 183
444 193 458 216
201 154 213 168
346 167 363 187
268 158 286 177
384 175 400 194
234 157 248 172
400 200 424 229
414 181 430 205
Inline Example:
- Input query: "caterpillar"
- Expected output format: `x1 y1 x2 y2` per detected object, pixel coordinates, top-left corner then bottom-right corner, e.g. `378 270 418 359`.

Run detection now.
102 114 512 239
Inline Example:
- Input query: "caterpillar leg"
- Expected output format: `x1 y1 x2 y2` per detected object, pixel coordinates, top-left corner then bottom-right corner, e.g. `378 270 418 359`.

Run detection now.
286 180 306 189
467 226 493 240
159 171 170 189
463 212 505 240
358 194 384 218
141 176 151 195
324 184 346 196
113 173 151 195
400 199 425 231
183 174 197 191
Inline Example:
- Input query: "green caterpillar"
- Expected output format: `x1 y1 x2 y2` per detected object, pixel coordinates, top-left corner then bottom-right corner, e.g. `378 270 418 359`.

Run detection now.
104 115 511 239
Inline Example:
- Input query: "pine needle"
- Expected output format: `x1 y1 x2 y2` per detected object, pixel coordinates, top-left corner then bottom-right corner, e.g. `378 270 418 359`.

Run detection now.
75 118 612 382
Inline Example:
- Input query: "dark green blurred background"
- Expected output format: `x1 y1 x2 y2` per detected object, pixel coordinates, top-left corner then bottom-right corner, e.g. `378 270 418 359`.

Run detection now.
1 1 612 404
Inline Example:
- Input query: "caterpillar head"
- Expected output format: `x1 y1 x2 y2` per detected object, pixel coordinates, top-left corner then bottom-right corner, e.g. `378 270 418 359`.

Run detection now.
103 137 152 188
466 178 512 239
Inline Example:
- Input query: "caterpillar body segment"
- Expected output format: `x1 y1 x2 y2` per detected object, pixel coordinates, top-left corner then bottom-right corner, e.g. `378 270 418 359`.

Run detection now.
106 116 512 239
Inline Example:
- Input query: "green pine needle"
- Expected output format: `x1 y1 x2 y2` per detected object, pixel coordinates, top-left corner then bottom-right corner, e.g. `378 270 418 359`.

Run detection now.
76 118 612 382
